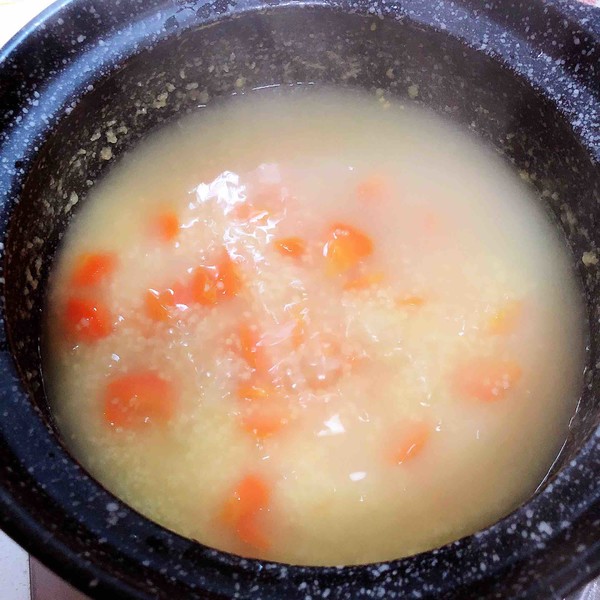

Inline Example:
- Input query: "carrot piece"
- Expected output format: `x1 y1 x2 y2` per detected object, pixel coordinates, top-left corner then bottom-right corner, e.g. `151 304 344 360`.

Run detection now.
397 295 426 308
241 411 286 438
236 513 270 551
144 279 195 320
145 289 170 322
220 474 271 551
191 252 242 305
153 211 179 242
169 252 242 309
344 272 384 291
356 174 388 204
487 300 523 335
237 379 287 438
452 357 522 402
70 252 117 287
217 251 242 298
323 223 374 275
273 236 306 259
388 421 431 466
221 474 270 521
64 297 112 342
169 282 194 307
237 324 269 373
153 282 194 311
103 371 176 429
190 265 220 305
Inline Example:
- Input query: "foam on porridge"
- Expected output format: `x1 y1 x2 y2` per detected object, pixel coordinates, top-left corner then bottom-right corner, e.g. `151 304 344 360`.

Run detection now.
44 88 585 565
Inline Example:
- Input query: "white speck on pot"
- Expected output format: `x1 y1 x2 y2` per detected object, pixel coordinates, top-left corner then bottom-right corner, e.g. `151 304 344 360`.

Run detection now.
538 521 553 535
64 191 79 214
582 251 598 266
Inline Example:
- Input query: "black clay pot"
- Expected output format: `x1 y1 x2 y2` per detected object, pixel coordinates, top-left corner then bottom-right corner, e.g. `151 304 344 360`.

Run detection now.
1 0 599 598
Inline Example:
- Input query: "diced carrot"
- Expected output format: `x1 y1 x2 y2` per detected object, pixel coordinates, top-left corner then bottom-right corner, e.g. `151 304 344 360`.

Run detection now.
356 174 388 204
236 513 270 551
237 324 269 373
236 379 287 438
146 282 194 315
169 282 194 307
151 254 240 313
397 295 426 308
273 236 306 259
64 297 112 342
241 411 286 438
388 421 431 466
190 265 220 305
220 474 271 550
487 300 523 336
153 211 179 242
190 252 241 305
323 223 374 275
344 272 384 291
452 357 522 402
103 371 176 428
145 289 170 322
217 251 242 298
70 252 117 287
221 474 270 521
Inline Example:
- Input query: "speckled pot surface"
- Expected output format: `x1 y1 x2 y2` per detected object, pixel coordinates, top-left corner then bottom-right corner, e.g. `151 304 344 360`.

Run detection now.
0 0 599 598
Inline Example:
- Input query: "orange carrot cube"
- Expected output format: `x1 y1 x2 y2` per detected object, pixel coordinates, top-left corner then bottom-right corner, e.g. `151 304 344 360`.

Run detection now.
70 252 117 287
323 223 374 275
104 371 176 428
64 297 112 342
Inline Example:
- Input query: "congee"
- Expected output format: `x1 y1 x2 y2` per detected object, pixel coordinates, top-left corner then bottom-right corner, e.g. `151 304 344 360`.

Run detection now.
44 88 585 565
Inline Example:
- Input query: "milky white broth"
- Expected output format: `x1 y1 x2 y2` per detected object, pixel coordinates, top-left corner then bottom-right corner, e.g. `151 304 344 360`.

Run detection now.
44 88 585 566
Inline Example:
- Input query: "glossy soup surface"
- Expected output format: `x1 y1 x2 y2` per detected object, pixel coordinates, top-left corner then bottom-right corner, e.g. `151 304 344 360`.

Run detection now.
44 88 584 566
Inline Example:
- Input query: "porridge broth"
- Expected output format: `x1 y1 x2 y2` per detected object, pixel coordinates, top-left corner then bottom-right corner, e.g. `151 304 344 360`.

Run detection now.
44 88 585 566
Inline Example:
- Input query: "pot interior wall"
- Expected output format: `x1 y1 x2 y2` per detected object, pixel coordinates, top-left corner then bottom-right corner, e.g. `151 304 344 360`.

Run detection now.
5 5 599 502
